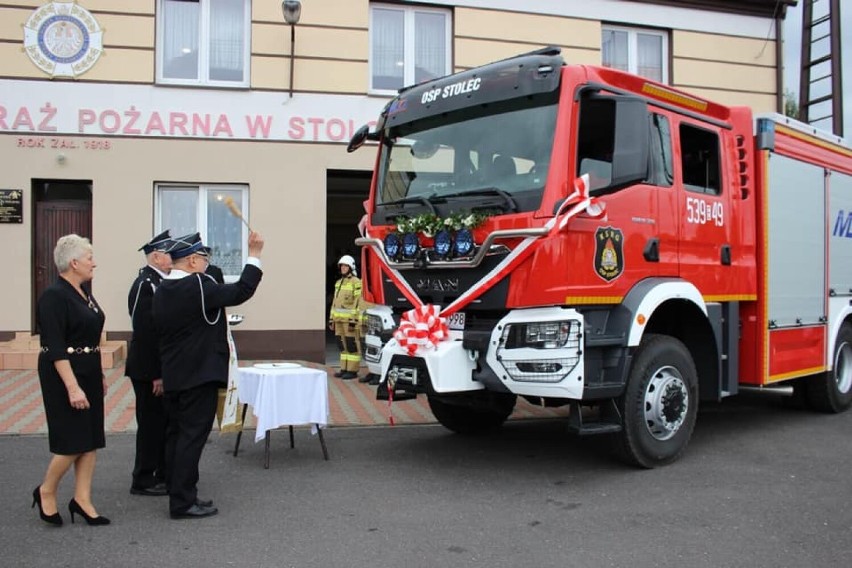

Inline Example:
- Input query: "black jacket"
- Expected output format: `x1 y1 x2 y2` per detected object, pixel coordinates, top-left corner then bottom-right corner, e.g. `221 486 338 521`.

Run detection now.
125 265 165 382
205 264 225 284
153 264 262 393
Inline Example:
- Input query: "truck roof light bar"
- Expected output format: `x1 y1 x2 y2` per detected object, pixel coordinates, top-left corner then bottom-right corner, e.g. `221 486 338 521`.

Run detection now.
641 83 708 112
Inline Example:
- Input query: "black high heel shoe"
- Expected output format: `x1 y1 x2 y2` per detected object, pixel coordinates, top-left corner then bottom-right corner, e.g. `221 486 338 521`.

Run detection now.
32 486 63 526
68 498 111 526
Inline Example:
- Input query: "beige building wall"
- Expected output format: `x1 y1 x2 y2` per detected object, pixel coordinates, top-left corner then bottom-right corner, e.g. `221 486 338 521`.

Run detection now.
251 0 368 94
0 136 374 333
0 0 788 358
454 7 777 111
454 8 602 69
671 30 778 111
0 2 155 82
0 2 783 104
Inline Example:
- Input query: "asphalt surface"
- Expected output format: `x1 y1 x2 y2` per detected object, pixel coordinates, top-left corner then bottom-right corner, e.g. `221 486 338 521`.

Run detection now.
2 390 851 568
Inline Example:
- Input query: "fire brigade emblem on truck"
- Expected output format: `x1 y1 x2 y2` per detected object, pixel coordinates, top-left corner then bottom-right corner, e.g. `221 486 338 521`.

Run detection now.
594 226 624 282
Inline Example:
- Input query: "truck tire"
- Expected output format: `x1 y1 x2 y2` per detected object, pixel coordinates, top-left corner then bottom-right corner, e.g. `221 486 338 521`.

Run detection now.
427 394 516 435
806 323 852 413
615 334 699 468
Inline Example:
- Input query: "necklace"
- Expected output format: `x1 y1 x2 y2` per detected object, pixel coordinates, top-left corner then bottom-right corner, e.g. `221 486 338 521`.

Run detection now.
61 275 99 313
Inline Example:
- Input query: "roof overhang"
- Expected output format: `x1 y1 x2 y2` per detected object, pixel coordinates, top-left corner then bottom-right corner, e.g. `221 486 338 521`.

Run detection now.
621 0 797 19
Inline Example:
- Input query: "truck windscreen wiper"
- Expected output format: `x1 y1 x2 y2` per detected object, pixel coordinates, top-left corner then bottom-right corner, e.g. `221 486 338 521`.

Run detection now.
439 188 519 213
378 195 440 214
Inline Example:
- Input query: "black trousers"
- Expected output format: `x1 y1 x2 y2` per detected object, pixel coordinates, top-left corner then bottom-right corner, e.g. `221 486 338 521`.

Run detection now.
130 379 168 489
164 383 219 514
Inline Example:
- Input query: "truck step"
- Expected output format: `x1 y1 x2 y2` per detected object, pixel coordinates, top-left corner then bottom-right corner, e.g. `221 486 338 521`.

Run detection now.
567 400 622 436
584 334 625 347
569 422 622 436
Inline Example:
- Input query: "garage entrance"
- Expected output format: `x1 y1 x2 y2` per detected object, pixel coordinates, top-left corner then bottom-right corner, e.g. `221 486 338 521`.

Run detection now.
325 169 371 365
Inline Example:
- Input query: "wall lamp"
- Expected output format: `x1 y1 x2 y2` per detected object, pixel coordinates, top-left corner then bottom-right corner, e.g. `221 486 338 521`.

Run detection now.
282 0 302 98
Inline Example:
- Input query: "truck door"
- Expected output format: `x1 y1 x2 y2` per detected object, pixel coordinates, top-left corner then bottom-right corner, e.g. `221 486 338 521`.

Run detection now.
571 99 679 291
647 111 678 277
675 121 731 294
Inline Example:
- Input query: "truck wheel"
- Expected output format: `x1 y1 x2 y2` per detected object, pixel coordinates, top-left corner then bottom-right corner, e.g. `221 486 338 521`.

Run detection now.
427 394 516 435
806 323 852 413
616 334 698 468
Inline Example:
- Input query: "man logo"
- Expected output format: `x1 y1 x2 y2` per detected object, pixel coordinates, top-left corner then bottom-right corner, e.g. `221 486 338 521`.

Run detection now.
415 277 459 293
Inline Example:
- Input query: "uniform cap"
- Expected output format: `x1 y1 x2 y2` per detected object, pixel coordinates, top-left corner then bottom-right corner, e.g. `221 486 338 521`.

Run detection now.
166 232 208 260
139 230 172 254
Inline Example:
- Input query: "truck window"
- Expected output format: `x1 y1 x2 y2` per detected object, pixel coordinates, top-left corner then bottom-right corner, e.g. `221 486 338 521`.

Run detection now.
680 124 721 195
374 95 559 214
650 113 673 187
576 98 616 192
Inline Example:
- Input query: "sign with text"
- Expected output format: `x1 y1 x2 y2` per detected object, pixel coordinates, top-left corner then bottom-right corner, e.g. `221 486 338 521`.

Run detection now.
0 190 23 223
0 80 386 144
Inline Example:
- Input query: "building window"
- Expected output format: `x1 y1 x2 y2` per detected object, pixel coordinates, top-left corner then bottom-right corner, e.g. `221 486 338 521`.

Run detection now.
369 3 451 93
156 0 250 87
602 26 668 83
156 184 249 279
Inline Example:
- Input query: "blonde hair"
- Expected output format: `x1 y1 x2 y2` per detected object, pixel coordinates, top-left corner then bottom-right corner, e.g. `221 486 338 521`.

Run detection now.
54 234 93 272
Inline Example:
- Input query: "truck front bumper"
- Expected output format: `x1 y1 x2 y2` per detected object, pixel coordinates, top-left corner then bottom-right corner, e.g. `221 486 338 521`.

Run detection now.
379 307 586 400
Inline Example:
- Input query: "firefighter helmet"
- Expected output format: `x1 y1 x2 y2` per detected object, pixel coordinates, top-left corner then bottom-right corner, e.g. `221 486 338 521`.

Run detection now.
338 255 357 275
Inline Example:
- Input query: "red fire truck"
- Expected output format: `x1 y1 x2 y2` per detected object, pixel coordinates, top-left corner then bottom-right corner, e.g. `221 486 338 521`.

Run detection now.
347 47 852 467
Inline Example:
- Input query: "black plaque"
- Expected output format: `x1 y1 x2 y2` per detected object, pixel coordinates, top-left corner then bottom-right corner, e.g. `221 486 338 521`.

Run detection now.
0 190 23 223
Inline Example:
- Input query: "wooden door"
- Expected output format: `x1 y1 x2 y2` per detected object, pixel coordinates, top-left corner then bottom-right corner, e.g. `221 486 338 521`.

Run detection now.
33 200 92 331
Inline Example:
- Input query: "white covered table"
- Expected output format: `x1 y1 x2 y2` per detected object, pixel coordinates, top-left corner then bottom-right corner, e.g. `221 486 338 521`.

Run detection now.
233 363 329 468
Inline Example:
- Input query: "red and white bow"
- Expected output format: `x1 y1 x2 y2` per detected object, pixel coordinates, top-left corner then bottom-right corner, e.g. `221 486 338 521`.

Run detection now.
553 173 604 232
393 304 449 356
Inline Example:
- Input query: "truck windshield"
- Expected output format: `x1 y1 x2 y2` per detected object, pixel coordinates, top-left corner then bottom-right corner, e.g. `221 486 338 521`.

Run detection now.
376 95 558 214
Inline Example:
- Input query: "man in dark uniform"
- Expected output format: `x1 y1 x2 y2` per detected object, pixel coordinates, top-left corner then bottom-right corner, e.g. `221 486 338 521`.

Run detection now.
202 258 229 428
205 261 225 284
125 230 173 497
153 231 264 520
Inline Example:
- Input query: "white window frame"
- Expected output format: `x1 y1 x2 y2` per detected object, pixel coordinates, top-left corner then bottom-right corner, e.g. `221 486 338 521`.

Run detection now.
155 0 251 88
368 3 452 95
154 183 249 282
601 25 669 84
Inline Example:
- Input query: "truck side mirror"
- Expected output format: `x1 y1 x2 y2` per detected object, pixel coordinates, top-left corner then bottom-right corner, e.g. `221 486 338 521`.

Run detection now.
347 124 372 153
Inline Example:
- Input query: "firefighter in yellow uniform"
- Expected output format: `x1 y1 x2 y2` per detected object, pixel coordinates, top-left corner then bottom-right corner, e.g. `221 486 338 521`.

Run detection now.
328 255 363 380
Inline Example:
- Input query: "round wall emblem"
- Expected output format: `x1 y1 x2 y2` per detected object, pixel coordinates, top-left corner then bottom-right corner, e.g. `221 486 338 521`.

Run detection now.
23 2 104 78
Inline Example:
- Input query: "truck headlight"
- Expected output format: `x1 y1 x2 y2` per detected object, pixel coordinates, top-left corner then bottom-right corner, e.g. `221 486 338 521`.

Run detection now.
365 313 385 336
488 309 584 384
505 321 574 349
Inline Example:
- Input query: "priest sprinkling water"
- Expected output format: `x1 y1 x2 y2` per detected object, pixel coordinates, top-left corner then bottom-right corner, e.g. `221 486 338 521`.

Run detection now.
153 227 264 520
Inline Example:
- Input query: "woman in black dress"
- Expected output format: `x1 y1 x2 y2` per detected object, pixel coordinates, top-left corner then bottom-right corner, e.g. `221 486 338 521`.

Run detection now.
33 234 110 526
